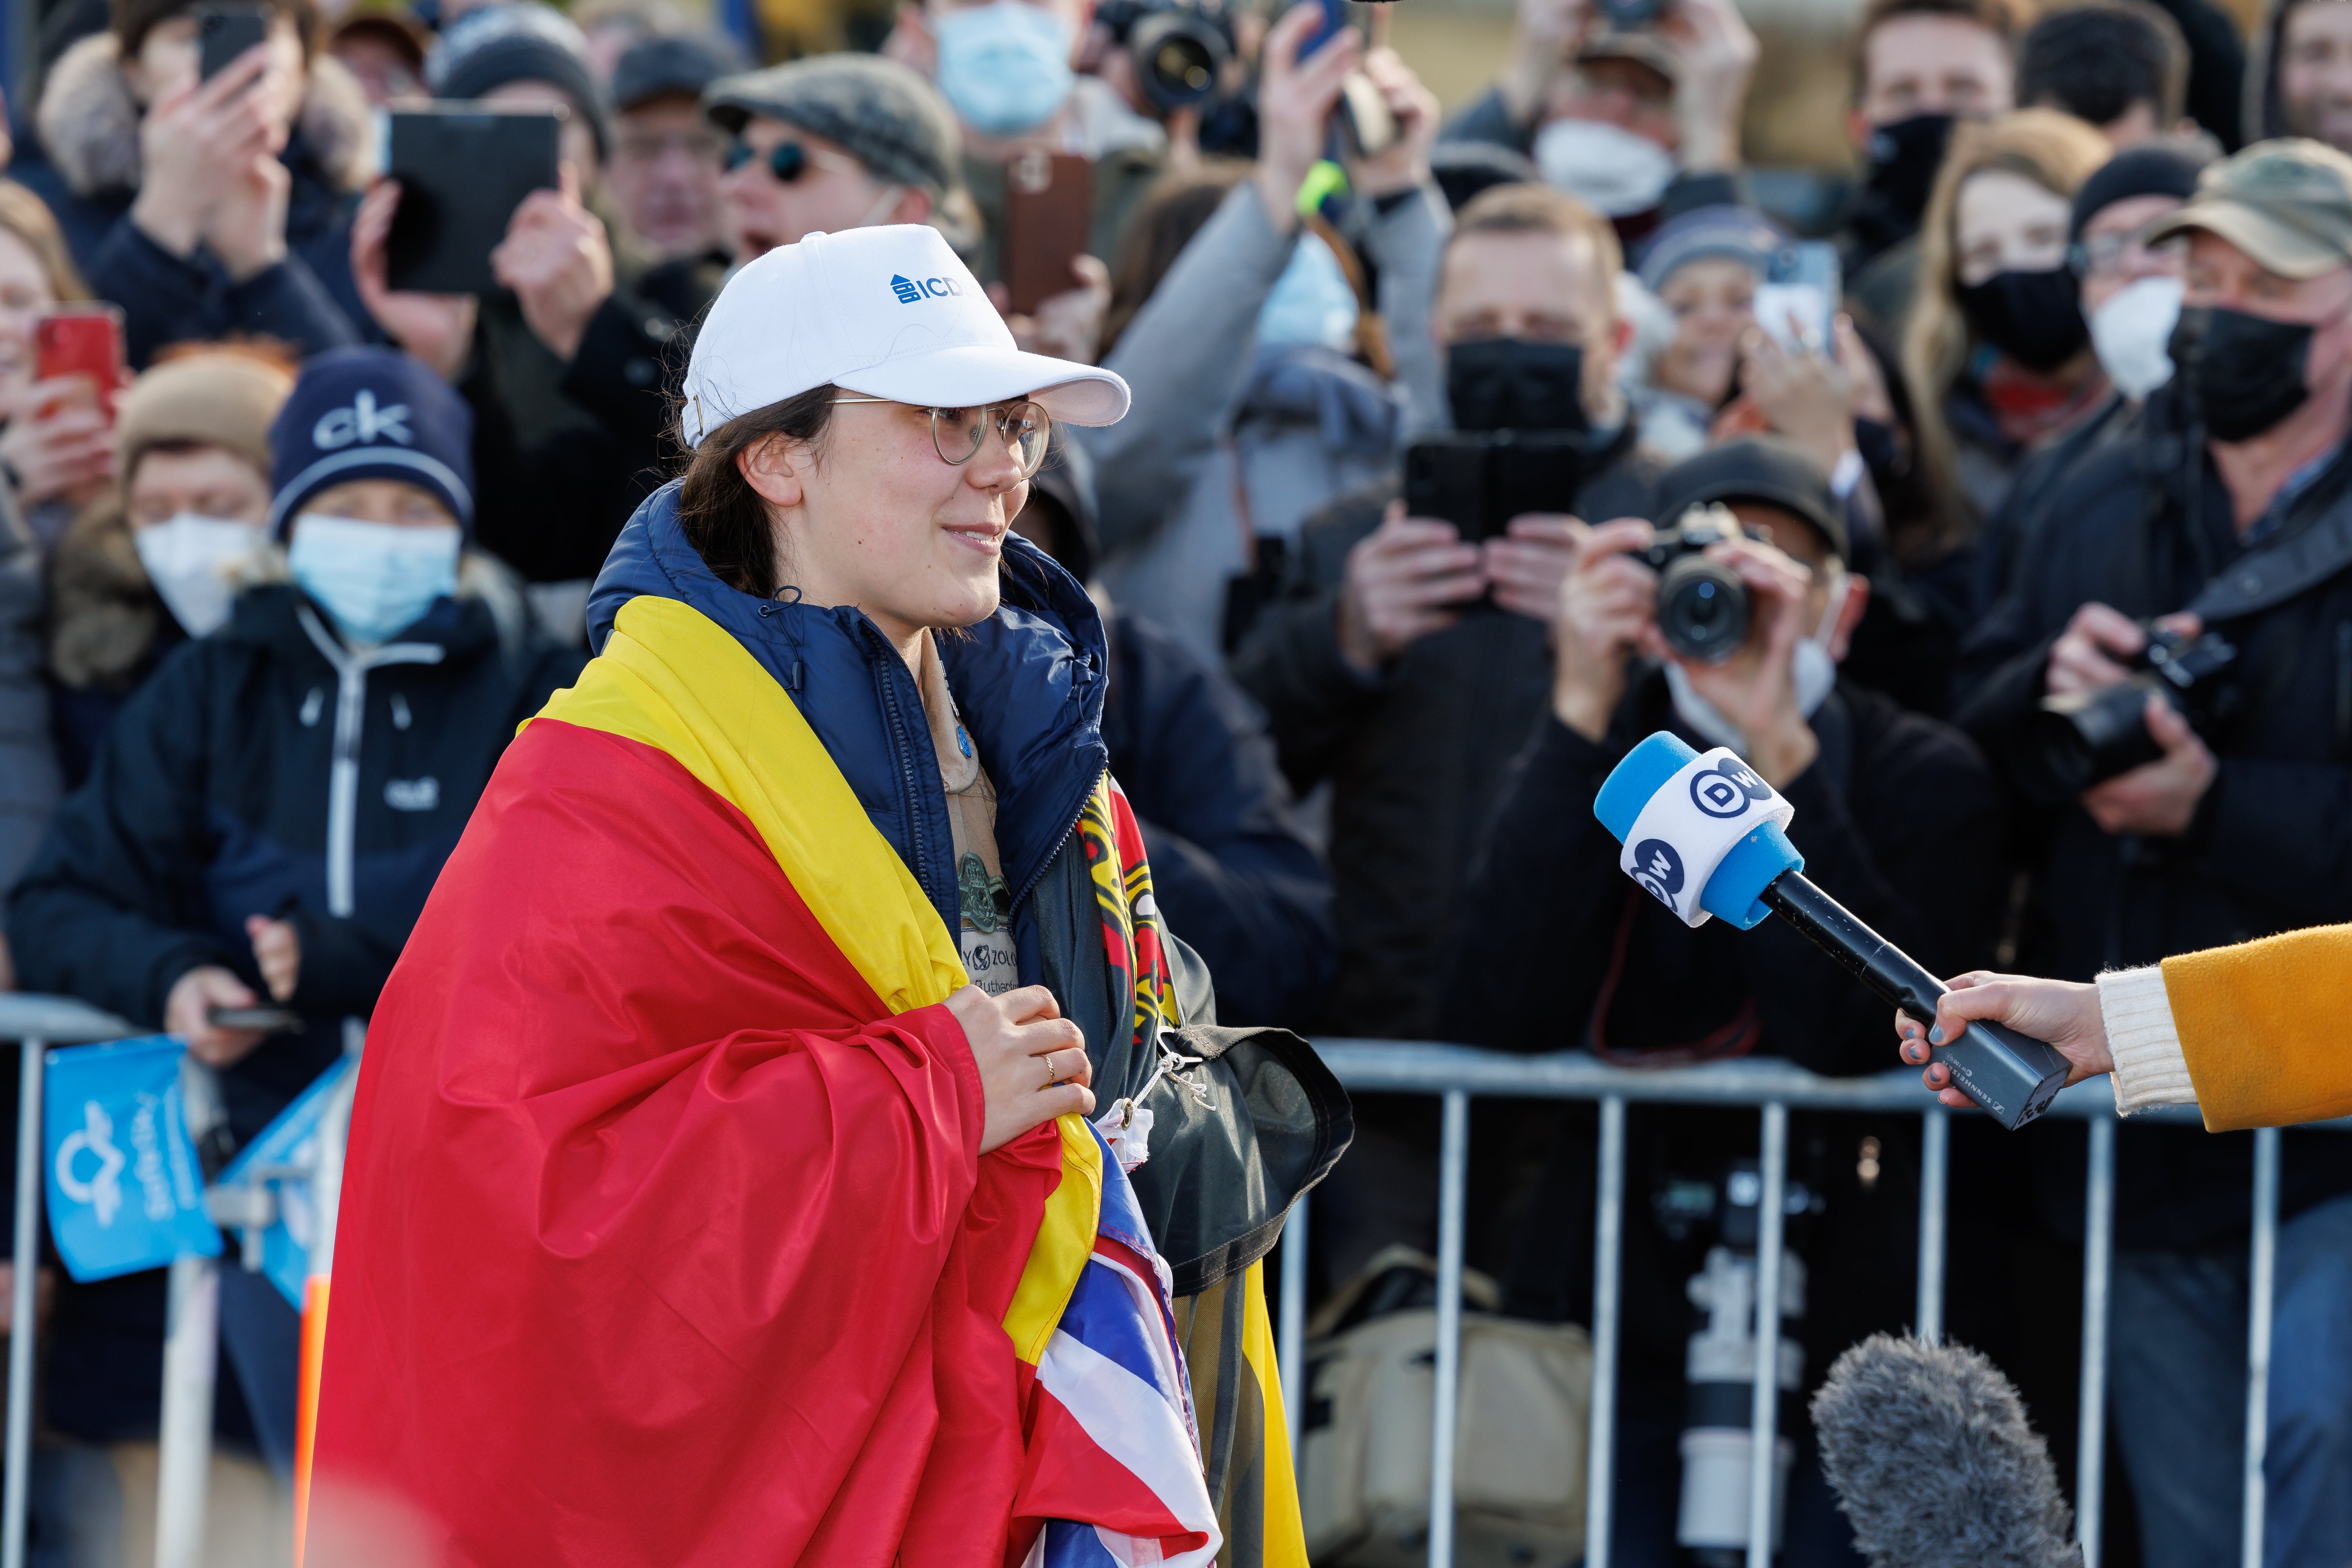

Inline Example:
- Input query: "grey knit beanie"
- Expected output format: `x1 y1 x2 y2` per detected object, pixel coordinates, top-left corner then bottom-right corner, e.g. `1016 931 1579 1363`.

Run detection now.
426 4 611 161
702 54 962 203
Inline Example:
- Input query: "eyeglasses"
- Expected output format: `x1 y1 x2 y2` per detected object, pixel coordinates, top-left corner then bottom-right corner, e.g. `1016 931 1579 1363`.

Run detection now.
724 138 866 183
830 397 1054 478
2070 229 2189 279
619 127 726 164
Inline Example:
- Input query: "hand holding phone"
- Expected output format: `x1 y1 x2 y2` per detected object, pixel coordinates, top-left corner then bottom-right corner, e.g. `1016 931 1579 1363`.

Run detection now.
385 107 564 294
196 4 272 83
34 308 124 422
1753 241 1841 357
1254 4 1358 225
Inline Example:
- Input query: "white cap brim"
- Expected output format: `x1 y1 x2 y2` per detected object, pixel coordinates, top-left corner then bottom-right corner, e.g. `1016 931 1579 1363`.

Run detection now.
835 344 1131 426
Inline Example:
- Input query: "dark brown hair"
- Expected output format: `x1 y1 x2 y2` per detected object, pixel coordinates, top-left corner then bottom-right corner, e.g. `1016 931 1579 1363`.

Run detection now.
1101 160 1254 361
672 386 836 598
114 0 325 61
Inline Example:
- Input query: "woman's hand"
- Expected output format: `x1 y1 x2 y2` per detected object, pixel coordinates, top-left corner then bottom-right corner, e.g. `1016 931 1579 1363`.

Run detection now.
946 983 1095 1154
0 378 116 508
1897 971 2114 1109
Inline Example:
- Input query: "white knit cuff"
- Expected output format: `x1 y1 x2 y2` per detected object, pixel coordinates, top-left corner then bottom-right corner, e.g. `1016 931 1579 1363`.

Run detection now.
2096 965 2197 1116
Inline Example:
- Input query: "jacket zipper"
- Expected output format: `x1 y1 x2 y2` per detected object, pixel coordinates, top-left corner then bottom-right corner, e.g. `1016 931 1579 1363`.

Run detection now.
296 607 446 918
866 623 944 913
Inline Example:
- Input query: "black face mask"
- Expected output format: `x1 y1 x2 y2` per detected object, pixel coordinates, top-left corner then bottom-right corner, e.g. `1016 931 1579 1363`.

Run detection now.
1445 338 1588 434
2170 305 2316 443
1956 267 2091 373
1862 113 1956 229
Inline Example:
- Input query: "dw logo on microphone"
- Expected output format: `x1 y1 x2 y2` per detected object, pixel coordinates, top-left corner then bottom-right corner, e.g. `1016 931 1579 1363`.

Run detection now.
1630 838 1686 906
1690 758 1773 819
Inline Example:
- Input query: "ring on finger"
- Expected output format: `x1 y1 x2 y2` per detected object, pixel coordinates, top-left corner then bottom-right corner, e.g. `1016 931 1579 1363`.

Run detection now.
1043 1049 1063 1089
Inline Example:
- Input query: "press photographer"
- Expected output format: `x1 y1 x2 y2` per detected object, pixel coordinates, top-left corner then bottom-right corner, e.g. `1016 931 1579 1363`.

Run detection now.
1954 137 2352 1568
1438 437 2004 1560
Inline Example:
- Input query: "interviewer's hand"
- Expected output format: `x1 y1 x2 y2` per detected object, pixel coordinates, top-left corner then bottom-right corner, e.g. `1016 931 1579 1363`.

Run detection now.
946 983 1095 1154
1895 971 2113 1110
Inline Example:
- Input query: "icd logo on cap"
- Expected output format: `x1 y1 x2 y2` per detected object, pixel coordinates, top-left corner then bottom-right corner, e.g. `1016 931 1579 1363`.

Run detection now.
889 273 965 304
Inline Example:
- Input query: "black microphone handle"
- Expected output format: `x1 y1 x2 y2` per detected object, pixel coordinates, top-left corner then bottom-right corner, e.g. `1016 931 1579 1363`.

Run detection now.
1757 871 2071 1130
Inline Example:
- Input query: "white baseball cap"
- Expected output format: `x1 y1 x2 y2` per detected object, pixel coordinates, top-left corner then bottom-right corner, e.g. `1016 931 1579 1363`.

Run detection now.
679 224 1131 448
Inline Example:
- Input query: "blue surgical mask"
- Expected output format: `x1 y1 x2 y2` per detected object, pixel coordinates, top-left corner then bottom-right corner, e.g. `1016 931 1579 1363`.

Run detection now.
1257 235 1361 353
934 1 1075 136
288 514 460 645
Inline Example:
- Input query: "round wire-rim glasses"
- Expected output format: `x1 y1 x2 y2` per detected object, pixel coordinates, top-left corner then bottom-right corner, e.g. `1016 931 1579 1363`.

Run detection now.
830 397 1054 479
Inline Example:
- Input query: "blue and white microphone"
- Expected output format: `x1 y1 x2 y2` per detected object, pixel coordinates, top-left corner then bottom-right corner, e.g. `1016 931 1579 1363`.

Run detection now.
1595 732 2069 1130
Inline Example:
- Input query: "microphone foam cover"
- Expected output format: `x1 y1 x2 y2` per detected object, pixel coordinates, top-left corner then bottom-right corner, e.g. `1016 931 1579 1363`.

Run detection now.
1811 1334 2078 1568
1593 731 1700 845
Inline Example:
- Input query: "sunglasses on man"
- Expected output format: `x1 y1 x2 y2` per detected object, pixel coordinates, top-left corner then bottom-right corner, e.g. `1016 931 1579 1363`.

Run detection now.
724 138 867 183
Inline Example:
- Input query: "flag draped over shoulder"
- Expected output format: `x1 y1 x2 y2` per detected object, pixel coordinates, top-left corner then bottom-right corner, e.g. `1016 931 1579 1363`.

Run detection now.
312 596 1215 1567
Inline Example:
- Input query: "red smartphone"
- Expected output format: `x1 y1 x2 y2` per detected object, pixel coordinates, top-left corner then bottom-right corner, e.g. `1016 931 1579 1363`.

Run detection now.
34 307 126 423
1003 151 1093 317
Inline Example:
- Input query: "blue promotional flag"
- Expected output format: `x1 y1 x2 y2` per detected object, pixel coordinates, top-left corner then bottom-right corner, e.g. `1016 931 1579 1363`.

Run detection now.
215 1056 356 1309
44 1036 222 1282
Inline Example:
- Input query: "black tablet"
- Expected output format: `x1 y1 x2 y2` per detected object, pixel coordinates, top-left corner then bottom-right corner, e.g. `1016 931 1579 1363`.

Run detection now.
385 105 564 295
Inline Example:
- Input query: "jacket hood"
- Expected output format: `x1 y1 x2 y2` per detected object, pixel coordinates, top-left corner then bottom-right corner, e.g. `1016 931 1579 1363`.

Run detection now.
587 481 1111 928
1239 344 1404 463
36 32 374 198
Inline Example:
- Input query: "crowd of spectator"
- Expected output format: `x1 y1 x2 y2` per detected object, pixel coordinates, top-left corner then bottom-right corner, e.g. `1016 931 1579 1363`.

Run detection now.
1 0 2350 1559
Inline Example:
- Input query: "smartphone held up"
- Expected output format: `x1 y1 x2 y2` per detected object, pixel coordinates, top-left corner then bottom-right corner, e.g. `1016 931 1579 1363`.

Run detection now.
34 307 126 423
1301 0 1401 159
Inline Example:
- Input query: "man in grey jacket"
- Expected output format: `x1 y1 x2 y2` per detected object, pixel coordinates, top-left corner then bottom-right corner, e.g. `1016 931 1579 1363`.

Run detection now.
1076 10 1450 668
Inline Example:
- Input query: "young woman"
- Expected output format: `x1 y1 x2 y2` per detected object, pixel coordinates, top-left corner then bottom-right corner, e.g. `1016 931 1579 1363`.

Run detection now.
312 225 1345 1567
1902 109 2114 550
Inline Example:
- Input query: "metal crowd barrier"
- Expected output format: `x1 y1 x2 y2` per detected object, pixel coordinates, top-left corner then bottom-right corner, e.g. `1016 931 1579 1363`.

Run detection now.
0 995 140 1568
1279 1041 2338 1568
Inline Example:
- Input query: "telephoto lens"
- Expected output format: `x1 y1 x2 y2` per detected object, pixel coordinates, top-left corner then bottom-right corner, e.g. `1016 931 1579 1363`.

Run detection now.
1639 504 1753 662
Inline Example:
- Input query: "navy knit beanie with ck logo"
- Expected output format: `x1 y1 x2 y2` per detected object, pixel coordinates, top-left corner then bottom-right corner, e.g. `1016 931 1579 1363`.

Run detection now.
268 347 475 538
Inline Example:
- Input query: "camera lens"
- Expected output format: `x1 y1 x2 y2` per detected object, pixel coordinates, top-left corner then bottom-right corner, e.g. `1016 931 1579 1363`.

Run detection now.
2028 682 2166 792
1657 557 1749 662
1131 13 1229 111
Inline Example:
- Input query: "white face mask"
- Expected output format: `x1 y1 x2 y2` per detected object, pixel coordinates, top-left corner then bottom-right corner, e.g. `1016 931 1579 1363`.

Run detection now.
132 514 267 638
1664 575 1849 755
287 514 461 645
2087 275 2183 401
1533 117 1678 218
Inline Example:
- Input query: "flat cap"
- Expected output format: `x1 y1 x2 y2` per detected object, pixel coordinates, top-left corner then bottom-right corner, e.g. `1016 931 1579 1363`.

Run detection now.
703 54 962 203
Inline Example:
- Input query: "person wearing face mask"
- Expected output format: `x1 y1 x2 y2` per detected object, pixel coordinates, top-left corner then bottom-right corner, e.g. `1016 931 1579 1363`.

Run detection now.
45 345 294 785
1896 110 2112 680
885 0 1166 291
1973 140 2206 606
14 0 371 366
1076 4 1445 665
1835 0 2024 334
1234 180 1661 1051
4 345 582 1515
1439 0 1757 244
1952 139 2352 1568
1438 437 2003 1560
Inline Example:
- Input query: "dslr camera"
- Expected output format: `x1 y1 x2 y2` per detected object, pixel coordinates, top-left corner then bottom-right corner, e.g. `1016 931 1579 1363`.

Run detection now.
1639 505 1754 663
1095 0 1233 113
2028 622 2238 791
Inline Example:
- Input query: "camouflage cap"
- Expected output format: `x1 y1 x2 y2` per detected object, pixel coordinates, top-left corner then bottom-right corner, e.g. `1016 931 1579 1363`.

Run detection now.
2144 138 2352 279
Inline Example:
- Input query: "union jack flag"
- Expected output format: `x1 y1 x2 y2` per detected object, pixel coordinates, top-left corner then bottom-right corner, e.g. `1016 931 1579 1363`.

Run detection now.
1012 1125 1221 1568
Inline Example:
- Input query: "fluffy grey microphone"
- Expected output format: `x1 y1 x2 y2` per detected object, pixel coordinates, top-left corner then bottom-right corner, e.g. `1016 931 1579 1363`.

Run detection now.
1811 1334 2080 1568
